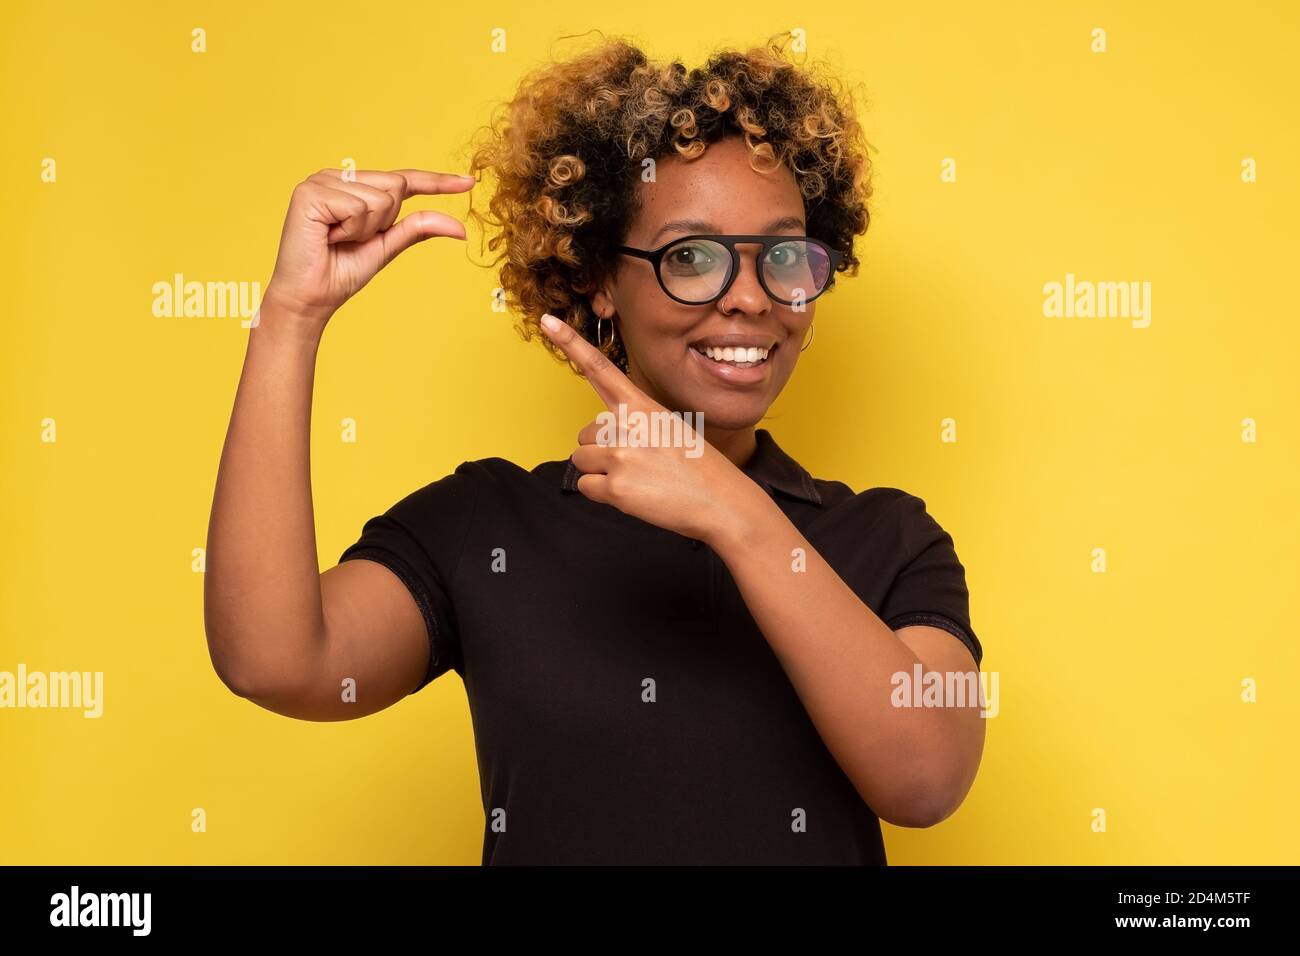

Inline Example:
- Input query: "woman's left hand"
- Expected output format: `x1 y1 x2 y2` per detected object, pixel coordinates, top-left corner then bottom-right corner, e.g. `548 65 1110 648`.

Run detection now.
539 313 760 546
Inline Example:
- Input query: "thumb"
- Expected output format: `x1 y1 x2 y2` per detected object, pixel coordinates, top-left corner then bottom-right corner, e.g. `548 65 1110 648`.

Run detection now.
375 210 467 266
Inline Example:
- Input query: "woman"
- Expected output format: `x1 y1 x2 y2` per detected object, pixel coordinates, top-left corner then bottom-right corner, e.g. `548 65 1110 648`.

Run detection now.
204 33 985 865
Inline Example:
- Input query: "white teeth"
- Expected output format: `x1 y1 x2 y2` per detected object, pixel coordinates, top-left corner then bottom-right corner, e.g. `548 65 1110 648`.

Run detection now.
699 345 770 365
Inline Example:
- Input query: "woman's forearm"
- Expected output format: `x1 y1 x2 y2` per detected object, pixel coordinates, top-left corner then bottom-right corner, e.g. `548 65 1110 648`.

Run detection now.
704 484 980 826
203 301 328 696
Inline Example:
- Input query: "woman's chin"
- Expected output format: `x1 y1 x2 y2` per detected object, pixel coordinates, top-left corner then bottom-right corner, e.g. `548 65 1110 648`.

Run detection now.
679 393 771 433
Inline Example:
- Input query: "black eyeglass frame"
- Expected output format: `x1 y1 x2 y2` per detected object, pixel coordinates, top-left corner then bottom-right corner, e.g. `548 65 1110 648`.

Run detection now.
614 234 846 307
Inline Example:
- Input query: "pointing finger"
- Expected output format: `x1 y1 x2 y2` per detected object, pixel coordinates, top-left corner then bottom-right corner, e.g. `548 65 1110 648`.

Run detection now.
539 313 640 411
388 168 478 198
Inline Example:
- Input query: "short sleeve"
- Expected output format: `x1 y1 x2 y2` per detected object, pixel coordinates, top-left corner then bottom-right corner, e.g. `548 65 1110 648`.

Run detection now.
337 462 479 693
878 493 983 668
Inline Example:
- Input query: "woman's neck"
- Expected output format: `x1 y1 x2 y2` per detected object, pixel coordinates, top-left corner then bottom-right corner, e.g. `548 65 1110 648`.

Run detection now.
703 425 758 470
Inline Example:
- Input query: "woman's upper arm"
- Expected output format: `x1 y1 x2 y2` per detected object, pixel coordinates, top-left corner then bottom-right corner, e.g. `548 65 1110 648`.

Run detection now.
237 559 430 722
893 624 986 824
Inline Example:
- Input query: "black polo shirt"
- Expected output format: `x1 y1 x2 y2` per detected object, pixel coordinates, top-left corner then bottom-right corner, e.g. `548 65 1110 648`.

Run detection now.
339 428 981 865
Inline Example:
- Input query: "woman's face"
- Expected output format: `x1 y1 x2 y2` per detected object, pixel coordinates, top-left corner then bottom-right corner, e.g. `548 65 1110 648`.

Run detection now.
591 135 816 437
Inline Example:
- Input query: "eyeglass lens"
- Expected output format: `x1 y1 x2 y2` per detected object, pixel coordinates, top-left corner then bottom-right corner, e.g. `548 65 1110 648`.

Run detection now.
660 238 832 304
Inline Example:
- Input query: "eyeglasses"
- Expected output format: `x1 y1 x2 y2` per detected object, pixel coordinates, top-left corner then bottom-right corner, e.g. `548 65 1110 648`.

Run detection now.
614 234 845 307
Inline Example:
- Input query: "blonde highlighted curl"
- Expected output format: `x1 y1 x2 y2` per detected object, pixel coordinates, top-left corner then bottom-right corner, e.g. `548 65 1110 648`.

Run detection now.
464 31 875 374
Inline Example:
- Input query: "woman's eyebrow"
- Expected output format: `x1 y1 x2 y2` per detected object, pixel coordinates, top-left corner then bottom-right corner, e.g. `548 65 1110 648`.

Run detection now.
647 215 807 246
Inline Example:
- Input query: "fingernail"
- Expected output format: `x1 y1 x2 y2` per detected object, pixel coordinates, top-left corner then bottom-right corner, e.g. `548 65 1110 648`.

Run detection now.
540 313 561 333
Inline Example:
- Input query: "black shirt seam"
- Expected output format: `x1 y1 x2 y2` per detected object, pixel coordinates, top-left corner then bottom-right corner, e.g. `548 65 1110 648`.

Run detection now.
437 462 481 685
448 463 481 592
886 610 982 669
341 546 446 692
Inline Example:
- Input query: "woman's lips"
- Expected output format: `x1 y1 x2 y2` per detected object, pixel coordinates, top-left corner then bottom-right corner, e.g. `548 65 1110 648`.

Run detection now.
688 343 776 386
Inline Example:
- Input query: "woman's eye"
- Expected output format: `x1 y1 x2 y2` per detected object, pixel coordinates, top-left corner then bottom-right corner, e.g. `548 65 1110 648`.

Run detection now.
667 245 718 270
767 246 806 268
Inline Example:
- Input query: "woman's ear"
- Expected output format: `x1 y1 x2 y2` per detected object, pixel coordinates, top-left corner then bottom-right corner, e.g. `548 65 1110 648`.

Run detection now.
588 264 621 319
589 283 614 319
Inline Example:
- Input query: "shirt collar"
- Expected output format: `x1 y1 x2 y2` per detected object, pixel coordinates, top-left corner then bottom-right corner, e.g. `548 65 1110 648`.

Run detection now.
559 427 822 506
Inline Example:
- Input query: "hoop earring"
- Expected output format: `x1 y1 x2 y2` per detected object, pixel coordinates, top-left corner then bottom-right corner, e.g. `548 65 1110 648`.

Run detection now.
800 321 815 352
597 316 616 351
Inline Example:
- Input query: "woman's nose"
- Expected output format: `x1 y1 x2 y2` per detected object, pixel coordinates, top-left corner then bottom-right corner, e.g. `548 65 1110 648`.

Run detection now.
719 243 770 312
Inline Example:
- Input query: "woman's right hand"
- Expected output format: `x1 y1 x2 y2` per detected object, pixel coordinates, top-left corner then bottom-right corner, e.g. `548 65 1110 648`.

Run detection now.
260 167 474 334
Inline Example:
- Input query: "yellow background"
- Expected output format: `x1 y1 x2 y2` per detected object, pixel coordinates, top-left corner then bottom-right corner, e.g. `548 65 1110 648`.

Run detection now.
2 0 1296 865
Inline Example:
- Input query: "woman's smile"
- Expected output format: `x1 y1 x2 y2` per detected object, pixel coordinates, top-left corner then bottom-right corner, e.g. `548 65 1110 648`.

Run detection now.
686 334 780 386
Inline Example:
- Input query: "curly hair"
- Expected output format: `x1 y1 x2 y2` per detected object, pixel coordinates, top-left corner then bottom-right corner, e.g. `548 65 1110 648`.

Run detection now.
463 30 874 375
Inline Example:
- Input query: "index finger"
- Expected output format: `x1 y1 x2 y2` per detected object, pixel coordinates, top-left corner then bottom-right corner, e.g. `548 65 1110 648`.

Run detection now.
388 168 477 198
538 313 641 410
